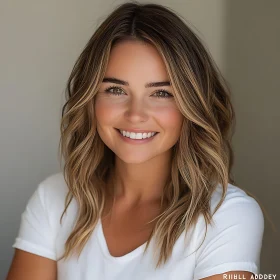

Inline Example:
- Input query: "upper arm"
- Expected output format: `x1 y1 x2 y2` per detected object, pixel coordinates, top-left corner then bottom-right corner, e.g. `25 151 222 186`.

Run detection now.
11 182 57 260
6 249 56 280
8 180 59 279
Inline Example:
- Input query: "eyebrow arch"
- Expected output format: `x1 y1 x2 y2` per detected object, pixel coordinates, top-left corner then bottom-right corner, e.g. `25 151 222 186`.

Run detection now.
102 77 171 88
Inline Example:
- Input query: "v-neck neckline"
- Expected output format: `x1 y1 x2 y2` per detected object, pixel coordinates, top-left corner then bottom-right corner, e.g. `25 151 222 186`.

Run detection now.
97 218 148 262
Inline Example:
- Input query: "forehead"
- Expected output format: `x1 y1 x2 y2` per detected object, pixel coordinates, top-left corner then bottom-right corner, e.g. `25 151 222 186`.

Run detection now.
105 40 169 82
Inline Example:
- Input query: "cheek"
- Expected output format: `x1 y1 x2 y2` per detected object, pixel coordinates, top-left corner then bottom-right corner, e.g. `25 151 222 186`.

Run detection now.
156 106 183 134
95 98 121 125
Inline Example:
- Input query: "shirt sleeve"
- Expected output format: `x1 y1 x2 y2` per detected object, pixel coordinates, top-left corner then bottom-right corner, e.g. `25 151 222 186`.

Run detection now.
12 181 57 260
193 195 264 280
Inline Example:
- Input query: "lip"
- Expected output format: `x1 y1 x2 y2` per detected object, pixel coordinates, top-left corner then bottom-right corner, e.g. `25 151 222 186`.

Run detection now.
115 128 159 144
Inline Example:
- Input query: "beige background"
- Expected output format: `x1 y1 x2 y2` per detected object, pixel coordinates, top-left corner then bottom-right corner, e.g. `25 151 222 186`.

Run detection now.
0 0 279 278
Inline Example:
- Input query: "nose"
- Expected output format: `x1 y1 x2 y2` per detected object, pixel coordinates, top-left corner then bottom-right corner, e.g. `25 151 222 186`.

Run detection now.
124 97 149 123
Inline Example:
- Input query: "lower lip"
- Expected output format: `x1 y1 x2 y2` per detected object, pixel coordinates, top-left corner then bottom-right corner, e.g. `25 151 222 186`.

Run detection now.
115 128 159 144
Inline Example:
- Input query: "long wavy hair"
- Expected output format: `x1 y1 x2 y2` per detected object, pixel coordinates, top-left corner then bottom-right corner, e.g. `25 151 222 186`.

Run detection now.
57 1 269 268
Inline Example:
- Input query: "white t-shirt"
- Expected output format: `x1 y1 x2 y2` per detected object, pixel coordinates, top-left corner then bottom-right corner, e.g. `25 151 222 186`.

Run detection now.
12 172 264 280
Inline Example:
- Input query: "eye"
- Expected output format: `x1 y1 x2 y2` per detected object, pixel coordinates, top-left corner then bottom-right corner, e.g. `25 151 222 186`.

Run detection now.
153 90 173 99
104 86 125 96
103 86 173 99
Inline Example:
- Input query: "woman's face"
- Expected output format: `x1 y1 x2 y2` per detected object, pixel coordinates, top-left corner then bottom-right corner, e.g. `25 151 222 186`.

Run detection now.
95 40 184 164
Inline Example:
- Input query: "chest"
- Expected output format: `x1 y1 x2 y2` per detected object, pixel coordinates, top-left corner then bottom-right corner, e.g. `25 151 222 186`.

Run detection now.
56 199 197 280
101 202 161 257
57 218 196 280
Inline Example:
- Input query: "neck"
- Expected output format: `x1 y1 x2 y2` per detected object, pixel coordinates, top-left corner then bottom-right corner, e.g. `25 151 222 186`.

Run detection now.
109 148 173 206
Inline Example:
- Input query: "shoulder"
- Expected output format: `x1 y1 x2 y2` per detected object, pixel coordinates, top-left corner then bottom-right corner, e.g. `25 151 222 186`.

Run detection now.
193 182 265 239
12 172 71 260
194 181 265 256
34 172 72 223
39 171 68 193
37 172 69 204
209 182 264 227
193 183 265 279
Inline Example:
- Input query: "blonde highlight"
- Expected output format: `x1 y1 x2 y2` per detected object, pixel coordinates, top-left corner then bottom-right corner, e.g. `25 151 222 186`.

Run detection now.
56 1 274 269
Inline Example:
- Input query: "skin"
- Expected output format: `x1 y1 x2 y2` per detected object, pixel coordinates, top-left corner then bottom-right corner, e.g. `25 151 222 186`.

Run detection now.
6 40 254 280
6 250 56 279
95 39 184 208
94 39 185 258
94 40 255 279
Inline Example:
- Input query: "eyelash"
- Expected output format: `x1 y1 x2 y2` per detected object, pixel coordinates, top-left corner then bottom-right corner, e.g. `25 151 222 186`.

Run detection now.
103 86 173 99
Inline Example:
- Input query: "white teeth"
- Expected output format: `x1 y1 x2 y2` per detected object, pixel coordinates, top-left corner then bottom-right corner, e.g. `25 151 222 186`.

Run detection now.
119 130 157 140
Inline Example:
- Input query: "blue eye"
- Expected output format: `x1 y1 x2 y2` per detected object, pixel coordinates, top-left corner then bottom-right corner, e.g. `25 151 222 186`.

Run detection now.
104 86 173 99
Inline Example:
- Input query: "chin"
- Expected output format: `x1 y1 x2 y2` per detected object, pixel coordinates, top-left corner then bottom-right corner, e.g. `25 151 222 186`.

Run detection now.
115 152 157 164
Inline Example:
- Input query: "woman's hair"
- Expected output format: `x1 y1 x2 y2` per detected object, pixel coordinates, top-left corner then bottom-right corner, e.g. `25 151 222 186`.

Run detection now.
57 1 269 268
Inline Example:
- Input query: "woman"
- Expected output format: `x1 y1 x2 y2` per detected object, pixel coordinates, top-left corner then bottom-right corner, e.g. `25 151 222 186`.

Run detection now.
7 2 265 280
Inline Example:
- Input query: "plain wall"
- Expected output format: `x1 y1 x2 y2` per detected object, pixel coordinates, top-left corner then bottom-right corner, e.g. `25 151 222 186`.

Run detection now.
0 0 278 278
224 0 280 273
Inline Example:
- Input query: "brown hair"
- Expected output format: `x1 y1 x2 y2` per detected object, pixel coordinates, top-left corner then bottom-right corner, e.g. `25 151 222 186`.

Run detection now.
57 1 274 268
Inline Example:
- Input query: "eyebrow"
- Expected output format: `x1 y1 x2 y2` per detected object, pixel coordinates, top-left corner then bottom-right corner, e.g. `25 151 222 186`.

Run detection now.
102 77 171 88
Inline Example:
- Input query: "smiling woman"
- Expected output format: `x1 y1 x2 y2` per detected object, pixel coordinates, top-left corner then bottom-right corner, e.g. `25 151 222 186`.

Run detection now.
7 1 265 280
95 40 184 166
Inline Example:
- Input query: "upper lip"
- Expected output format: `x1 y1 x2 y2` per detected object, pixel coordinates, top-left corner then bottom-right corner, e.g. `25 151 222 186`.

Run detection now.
116 128 159 133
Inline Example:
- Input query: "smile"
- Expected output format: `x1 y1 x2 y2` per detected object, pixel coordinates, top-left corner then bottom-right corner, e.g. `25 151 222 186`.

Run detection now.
119 129 158 139
115 128 159 144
